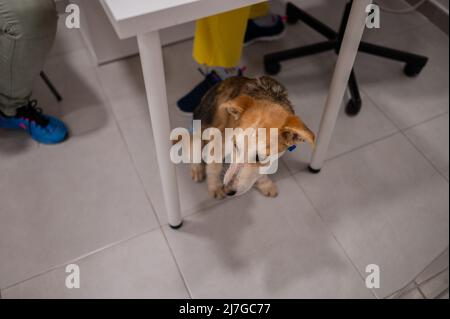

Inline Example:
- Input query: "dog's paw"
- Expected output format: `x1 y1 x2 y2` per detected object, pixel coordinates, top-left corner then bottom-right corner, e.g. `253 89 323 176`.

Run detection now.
191 164 205 183
256 181 278 197
208 185 226 199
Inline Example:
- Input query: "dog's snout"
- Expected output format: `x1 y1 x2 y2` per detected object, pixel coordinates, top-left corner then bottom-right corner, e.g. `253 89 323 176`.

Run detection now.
226 190 237 197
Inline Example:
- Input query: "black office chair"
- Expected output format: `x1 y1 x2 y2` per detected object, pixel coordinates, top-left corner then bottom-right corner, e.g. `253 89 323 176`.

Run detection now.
40 71 62 102
264 1 428 116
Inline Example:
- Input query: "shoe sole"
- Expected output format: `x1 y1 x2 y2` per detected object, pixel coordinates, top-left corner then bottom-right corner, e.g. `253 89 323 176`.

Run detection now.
243 29 286 47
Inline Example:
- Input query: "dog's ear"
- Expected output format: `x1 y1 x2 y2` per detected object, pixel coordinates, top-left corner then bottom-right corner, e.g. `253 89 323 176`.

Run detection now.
282 115 316 147
220 95 255 120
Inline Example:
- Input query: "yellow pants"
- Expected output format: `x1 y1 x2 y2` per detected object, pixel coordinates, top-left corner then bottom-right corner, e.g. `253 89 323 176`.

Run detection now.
193 2 269 68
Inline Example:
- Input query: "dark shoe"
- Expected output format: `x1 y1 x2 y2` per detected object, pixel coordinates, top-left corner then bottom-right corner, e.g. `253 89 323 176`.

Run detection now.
244 15 285 46
176 70 222 114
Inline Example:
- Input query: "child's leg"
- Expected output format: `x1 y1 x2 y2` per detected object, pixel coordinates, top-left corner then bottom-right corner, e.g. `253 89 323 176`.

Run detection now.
193 6 252 68
249 2 270 20
177 3 270 114
193 2 270 68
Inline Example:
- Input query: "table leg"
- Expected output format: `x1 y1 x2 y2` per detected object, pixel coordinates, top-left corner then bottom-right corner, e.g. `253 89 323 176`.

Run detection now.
309 0 372 173
137 31 183 228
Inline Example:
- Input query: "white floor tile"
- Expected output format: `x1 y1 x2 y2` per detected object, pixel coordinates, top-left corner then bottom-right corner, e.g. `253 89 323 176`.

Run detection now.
96 55 146 116
0 120 159 289
0 129 39 160
415 248 449 284
1 230 189 299
405 114 449 180
355 24 449 129
419 269 449 299
387 282 416 298
294 133 449 298
397 288 424 299
164 177 374 299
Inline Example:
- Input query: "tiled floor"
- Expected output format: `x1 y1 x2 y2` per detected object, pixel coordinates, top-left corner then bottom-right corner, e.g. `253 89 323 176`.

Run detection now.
0 0 448 299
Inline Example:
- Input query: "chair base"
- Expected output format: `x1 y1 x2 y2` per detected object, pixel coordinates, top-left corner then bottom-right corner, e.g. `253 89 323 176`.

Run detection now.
264 1 428 117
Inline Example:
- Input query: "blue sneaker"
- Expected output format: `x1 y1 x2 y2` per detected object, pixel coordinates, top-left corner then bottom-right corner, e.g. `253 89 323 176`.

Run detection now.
0 100 68 144
244 15 286 47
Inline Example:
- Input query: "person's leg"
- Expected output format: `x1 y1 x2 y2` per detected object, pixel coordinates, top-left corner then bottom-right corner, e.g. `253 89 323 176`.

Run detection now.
0 0 56 115
249 2 271 20
0 0 67 144
178 6 255 113
178 2 284 113
192 2 270 67
193 6 253 69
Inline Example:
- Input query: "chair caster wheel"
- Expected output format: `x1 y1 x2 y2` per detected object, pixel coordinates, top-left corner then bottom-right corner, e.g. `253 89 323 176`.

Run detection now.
264 62 281 75
403 63 424 77
345 99 362 116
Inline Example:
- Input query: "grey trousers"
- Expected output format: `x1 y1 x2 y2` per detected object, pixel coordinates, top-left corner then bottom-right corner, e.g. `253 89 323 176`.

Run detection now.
0 0 57 115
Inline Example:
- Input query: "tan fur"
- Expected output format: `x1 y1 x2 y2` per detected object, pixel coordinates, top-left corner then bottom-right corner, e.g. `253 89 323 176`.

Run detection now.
190 76 315 198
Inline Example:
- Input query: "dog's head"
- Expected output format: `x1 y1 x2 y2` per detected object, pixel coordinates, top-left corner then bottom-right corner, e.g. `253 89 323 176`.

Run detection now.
219 77 315 196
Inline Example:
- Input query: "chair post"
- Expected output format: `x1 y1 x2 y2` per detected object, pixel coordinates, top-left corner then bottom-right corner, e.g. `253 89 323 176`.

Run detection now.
40 71 63 102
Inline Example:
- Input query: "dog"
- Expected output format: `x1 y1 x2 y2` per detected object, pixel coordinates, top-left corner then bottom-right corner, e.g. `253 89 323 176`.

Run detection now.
190 76 315 199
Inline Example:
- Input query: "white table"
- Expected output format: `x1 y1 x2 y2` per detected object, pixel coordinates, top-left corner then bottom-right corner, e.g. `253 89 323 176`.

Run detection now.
101 0 372 228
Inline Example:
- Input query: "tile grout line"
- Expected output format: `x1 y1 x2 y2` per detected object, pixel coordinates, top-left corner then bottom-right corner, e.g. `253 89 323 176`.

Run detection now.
288 174 380 299
435 288 449 299
415 248 449 283
416 266 449 287
160 227 194 299
284 130 401 176
417 286 428 299
400 129 449 182
389 284 420 299
362 88 448 135
385 249 449 298
360 87 449 182
1 226 161 291
400 111 449 132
